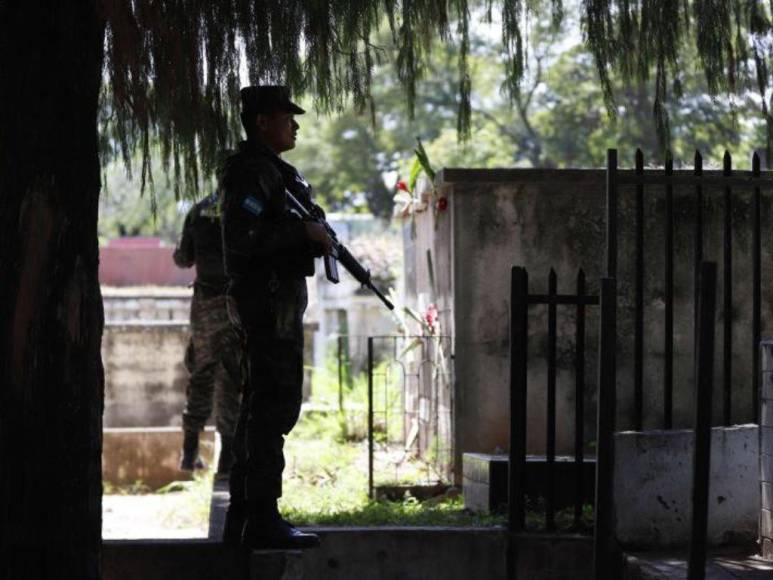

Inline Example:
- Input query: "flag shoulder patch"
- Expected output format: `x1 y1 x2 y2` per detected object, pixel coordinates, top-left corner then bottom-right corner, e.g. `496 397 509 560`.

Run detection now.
242 196 264 217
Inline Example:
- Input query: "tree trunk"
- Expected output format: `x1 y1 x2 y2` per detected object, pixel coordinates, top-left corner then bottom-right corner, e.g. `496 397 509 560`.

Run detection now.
0 2 105 579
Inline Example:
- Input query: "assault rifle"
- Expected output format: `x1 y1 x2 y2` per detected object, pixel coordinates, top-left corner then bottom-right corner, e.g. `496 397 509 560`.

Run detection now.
285 189 394 311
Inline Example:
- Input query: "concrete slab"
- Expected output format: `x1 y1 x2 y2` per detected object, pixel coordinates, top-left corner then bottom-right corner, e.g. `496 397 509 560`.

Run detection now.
103 528 596 579
622 550 773 579
463 453 596 514
103 426 216 490
614 425 759 548
102 540 303 580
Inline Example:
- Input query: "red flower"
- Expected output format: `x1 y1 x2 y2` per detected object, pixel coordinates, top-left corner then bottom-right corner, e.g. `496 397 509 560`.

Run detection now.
424 303 438 333
436 196 448 212
396 180 410 193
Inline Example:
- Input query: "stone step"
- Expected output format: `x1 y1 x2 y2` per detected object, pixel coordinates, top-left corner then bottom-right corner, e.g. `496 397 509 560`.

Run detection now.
103 528 593 579
462 452 597 514
102 540 302 580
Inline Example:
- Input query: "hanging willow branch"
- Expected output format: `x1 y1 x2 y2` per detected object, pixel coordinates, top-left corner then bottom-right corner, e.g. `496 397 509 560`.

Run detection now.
583 0 773 158
100 0 558 196
100 0 773 196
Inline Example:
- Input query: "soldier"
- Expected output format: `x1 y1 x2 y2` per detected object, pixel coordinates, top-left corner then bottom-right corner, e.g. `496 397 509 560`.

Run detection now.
173 192 243 476
219 85 331 550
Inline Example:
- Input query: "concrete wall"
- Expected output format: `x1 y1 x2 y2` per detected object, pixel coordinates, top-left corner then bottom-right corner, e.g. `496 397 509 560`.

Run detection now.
99 237 195 287
103 529 593 580
102 296 318 428
103 427 215 489
614 424 759 548
103 322 191 428
405 168 773 476
760 341 773 559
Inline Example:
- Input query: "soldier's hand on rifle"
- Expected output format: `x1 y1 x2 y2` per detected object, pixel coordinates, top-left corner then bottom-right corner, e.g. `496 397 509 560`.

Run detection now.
304 222 334 256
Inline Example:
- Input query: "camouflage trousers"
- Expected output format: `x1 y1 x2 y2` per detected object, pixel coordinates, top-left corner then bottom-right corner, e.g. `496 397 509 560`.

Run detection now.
229 278 307 505
182 291 243 438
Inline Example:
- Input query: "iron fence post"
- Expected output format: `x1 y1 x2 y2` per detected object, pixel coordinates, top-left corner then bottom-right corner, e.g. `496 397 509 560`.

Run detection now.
688 262 717 580
508 266 529 578
753 153 762 422
367 336 374 500
338 335 344 414
723 151 733 426
606 149 618 279
594 277 617 579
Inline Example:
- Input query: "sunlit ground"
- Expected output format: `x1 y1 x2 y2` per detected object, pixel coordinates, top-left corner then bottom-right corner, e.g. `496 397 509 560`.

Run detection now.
102 363 504 539
102 412 498 539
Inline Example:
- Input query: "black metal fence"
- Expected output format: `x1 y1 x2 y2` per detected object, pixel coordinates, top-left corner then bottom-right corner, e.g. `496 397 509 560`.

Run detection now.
688 261 718 580
364 335 454 498
330 334 454 498
508 266 618 578
508 267 600 533
606 148 768 427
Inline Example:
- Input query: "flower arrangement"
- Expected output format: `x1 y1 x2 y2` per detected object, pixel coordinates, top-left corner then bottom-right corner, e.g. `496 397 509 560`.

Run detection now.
392 138 448 219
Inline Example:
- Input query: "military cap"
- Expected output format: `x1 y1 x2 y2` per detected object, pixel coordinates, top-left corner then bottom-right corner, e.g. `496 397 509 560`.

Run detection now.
240 85 305 116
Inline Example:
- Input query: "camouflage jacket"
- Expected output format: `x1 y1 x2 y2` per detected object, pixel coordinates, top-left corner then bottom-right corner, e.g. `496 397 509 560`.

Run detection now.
173 192 229 296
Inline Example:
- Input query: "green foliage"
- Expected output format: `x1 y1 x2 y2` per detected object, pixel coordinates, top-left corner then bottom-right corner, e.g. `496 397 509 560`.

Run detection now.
98 1 769 219
582 0 773 156
283 370 500 526
101 0 528 195
283 494 505 527
99 154 196 243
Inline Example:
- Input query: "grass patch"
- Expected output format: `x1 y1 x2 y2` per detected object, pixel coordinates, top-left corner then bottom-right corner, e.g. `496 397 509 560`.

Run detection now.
280 362 499 527
284 495 505 527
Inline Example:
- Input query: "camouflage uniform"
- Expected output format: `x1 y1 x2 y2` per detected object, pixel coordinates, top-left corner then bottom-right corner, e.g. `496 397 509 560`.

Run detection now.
174 193 243 444
220 139 316 506
182 292 243 437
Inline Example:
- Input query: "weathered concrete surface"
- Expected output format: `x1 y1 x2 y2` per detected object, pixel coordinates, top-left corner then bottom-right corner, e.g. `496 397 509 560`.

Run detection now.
102 540 303 580
511 533 593 580
759 341 773 560
462 452 596 514
406 168 773 481
103 286 192 322
99 237 195 287
614 425 759 549
621 549 773 579
103 529 593 579
102 321 191 428
102 427 216 489
102 305 317 427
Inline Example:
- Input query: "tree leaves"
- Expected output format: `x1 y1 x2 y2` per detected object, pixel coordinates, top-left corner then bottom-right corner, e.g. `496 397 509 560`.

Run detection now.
100 0 773 198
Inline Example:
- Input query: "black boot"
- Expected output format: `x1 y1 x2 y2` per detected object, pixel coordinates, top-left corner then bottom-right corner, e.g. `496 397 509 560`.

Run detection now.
242 500 320 550
180 430 206 471
216 436 235 477
222 502 245 546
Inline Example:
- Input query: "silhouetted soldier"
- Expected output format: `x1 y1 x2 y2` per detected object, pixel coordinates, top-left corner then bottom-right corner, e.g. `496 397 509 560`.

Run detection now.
174 192 242 476
220 86 331 550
